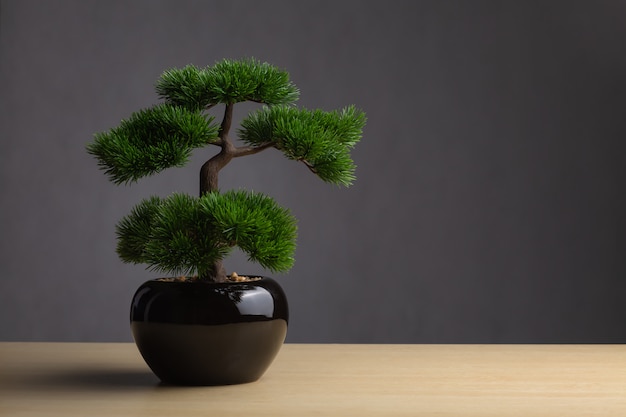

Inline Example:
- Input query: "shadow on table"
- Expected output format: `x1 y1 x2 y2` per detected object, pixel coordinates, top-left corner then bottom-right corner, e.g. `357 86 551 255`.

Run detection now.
6 367 261 392
57 368 160 389
4 368 161 392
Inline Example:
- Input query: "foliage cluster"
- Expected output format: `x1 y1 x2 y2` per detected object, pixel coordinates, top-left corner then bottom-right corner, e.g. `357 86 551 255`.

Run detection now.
87 58 365 281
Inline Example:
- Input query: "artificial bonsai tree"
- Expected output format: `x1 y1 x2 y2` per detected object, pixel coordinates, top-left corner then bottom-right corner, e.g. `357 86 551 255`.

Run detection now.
87 58 365 283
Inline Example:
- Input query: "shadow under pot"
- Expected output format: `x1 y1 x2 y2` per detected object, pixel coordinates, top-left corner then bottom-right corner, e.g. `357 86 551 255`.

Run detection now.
130 276 288 386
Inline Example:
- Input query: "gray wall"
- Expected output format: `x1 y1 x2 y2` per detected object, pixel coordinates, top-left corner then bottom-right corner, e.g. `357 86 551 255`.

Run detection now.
1 0 625 343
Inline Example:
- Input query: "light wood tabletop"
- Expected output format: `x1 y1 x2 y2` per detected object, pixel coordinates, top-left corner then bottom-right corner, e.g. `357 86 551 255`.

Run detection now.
0 343 624 416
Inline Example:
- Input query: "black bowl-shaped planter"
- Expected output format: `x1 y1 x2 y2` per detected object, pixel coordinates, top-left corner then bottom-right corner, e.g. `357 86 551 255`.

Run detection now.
130 276 288 386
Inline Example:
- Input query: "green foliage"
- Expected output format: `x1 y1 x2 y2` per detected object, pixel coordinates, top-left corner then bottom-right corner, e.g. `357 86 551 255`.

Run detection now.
115 191 297 277
115 196 163 264
87 104 219 184
88 57 364 280
152 65 213 112
239 105 366 186
200 190 297 272
156 58 300 110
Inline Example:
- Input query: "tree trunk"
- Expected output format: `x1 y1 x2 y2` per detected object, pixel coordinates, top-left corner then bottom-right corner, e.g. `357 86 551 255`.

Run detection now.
199 259 228 283
198 104 234 283
199 147 234 195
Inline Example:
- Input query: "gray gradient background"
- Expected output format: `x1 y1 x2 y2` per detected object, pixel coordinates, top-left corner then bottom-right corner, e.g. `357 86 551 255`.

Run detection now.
1 1 625 343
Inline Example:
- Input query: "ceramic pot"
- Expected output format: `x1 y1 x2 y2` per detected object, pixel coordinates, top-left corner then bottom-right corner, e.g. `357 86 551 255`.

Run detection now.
130 276 288 386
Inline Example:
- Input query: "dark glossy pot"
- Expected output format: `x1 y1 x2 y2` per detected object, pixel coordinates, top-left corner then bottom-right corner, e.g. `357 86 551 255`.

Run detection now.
130 276 288 386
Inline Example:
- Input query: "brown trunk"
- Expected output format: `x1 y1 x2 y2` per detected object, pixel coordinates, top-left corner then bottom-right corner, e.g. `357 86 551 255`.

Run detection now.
200 103 235 196
199 259 228 283
196 104 274 283
199 148 234 195
198 104 235 282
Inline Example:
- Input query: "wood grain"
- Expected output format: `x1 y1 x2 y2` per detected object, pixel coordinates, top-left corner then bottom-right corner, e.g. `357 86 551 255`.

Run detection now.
1 343 624 416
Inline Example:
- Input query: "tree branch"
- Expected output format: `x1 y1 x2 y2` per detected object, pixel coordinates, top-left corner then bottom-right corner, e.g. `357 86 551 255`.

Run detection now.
302 159 318 175
218 103 234 141
233 142 275 158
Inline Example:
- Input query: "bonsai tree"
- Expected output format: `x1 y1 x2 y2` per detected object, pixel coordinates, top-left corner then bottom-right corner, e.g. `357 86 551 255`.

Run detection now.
87 58 365 283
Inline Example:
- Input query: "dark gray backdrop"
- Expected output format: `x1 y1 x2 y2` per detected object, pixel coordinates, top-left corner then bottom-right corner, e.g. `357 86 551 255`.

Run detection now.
1 0 625 343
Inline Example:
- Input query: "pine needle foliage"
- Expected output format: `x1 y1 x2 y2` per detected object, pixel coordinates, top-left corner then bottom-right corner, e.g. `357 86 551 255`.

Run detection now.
116 191 297 277
87 58 364 281
239 105 366 186
156 58 300 110
87 104 219 184
200 190 297 272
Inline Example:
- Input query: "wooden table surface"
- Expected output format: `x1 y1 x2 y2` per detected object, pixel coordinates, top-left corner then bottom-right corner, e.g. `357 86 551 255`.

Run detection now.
0 343 624 416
